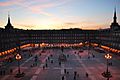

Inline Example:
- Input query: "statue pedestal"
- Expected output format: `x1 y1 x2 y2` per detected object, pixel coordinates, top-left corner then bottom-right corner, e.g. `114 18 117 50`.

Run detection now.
102 71 112 79
58 54 67 62
15 72 25 78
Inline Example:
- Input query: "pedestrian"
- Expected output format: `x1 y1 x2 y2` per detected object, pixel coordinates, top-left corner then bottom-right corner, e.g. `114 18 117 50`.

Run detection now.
59 61 61 66
39 53 41 56
67 71 69 74
46 59 47 62
30 64 33 67
10 68 13 74
79 55 81 58
77 73 79 77
74 71 77 76
62 76 64 80
73 75 76 80
45 63 48 67
74 52 76 54
35 55 38 62
43 65 45 70
93 54 95 58
33 63 35 66
86 72 88 77
64 69 66 74
67 54 69 58
88 56 90 59
110 62 112 66
48 57 50 60
51 60 53 63
109 62 112 66
50 54 53 57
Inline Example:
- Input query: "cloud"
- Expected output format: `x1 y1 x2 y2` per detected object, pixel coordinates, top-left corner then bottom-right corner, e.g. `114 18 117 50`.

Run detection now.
0 0 72 16
0 0 24 6
24 0 72 16
65 22 79 25
18 24 35 28
61 21 109 30
14 24 35 29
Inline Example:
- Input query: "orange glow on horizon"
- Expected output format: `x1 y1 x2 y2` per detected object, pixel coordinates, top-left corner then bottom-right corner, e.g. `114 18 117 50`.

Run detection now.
0 21 108 30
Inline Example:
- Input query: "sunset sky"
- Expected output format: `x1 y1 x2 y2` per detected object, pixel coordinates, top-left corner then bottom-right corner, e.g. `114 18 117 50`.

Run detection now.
0 0 120 30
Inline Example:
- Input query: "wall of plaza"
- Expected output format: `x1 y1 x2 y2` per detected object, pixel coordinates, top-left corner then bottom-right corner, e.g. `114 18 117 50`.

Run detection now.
98 30 120 50
0 27 120 62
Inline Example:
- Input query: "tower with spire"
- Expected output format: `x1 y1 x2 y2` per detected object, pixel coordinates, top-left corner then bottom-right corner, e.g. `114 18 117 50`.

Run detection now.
5 13 14 30
110 7 120 31
113 7 117 23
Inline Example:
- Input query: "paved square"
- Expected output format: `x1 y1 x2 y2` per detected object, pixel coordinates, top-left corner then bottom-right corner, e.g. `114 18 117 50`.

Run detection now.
0 48 120 80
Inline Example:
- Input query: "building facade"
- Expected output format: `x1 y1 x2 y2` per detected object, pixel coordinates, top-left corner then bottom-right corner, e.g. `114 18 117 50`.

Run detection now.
0 9 120 62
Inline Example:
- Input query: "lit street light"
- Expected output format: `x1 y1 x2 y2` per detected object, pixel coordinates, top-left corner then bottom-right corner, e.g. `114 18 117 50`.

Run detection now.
102 53 112 80
15 53 24 78
105 54 112 74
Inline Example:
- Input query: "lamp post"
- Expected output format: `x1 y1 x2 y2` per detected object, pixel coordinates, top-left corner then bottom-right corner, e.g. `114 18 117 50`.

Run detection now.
15 53 24 78
16 53 21 74
102 53 112 80
105 54 112 74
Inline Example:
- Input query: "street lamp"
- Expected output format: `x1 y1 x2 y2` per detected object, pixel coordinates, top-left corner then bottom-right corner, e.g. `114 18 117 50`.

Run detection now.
102 53 112 80
105 54 112 73
15 53 24 78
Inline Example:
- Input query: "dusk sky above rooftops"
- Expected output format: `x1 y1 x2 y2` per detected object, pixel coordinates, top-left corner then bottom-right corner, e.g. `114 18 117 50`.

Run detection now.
0 0 120 30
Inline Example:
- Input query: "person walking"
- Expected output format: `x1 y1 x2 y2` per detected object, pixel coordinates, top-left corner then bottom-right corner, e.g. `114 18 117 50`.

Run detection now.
73 75 76 80
74 71 77 76
64 69 66 74
10 68 13 74
62 76 64 80
73 71 77 80
79 55 81 58
59 61 61 66
67 54 69 58
67 71 69 74
51 60 53 63
43 65 45 70
45 63 48 67
86 72 88 77
93 54 95 58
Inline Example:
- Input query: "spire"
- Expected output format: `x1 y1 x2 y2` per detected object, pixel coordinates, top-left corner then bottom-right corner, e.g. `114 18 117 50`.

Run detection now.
110 7 120 31
5 12 13 30
113 7 117 23
8 12 11 25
